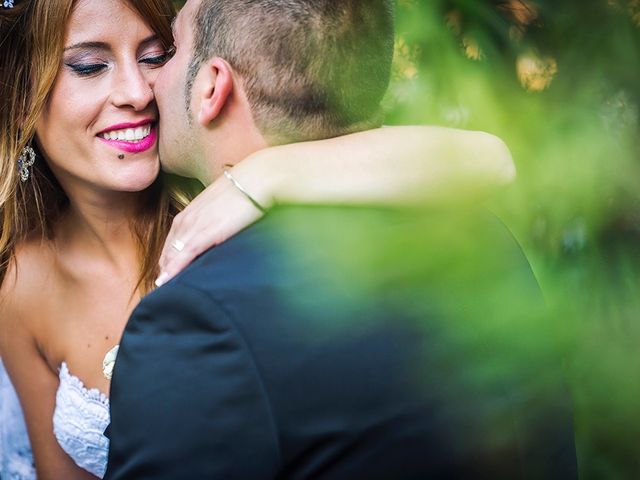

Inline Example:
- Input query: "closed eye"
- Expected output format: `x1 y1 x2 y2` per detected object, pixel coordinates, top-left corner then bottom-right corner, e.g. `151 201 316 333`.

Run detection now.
66 63 108 76
140 49 174 67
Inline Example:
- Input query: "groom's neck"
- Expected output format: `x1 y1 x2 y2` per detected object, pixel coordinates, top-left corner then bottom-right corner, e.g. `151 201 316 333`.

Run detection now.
200 84 270 186
200 133 268 187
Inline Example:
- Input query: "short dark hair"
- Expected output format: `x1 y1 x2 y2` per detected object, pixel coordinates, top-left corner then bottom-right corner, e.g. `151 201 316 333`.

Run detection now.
186 0 395 144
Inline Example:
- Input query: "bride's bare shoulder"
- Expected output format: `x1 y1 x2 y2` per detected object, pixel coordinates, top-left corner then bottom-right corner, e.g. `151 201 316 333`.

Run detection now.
0 235 56 323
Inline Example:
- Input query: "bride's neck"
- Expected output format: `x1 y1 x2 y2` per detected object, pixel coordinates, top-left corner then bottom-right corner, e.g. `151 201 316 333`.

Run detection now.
56 190 144 273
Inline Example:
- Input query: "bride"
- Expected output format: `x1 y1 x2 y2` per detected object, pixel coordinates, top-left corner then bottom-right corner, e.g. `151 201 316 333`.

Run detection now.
0 0 514 478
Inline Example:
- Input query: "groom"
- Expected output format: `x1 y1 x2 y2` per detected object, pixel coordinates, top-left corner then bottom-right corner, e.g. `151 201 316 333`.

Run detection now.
105 0 576 478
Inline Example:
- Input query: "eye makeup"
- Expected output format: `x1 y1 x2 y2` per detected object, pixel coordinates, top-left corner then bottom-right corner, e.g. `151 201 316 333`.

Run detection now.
65 61 108 76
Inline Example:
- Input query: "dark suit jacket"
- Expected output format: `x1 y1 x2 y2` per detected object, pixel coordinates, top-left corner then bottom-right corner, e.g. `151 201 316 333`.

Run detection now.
105 207 576 479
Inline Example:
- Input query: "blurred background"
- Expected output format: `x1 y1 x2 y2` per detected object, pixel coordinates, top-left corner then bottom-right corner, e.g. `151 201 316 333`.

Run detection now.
385 2 640 477
172 1 640 477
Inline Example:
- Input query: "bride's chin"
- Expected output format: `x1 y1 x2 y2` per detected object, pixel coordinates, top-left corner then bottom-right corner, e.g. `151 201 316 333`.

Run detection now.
114 168 161 193
128 175 160 193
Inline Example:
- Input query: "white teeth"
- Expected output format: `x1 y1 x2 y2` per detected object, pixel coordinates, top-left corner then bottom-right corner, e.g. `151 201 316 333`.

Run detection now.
99 124 151 142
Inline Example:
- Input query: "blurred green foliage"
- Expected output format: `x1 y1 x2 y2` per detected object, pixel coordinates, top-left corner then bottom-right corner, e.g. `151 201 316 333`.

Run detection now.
386 1 640 477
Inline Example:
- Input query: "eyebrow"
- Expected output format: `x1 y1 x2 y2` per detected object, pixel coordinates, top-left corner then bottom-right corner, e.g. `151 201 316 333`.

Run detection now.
64 41 108 52
64 34 161 52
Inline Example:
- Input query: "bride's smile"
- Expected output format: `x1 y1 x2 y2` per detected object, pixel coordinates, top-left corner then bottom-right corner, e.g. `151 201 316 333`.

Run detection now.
97 120 157 154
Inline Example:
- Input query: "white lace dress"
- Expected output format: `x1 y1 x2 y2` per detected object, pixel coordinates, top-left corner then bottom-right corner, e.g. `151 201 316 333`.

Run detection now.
0 360 110 479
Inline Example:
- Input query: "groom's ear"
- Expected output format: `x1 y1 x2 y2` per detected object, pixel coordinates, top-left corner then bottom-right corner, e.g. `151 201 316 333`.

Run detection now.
197 57 234 126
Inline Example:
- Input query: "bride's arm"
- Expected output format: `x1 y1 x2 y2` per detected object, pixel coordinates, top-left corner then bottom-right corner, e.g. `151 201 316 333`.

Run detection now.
156 126 514 285
239 126 514 206
0 263 97 479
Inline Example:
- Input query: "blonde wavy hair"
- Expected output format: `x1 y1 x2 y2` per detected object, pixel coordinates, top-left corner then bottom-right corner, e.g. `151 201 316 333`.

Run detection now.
0 0 192 293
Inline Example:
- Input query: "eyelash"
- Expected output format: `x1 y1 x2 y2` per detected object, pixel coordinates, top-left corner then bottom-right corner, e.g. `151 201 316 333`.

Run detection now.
66 63 106 76
66 50 174 77
141 49 174 66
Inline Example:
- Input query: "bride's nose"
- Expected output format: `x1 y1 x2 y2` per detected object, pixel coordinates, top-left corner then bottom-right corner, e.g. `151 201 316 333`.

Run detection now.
111 64 154 111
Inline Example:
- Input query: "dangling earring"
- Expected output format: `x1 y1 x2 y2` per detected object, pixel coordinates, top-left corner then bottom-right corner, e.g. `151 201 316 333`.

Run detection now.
17 145 36 182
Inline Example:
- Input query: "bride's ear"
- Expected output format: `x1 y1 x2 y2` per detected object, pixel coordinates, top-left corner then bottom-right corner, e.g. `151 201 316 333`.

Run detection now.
197 57 233 126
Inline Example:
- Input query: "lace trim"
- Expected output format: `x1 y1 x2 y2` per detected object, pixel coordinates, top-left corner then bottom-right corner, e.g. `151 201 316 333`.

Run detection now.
58 362 109 407
54 362 110 478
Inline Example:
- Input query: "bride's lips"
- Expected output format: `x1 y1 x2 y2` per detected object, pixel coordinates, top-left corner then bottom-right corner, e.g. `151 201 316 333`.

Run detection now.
97 120 157 154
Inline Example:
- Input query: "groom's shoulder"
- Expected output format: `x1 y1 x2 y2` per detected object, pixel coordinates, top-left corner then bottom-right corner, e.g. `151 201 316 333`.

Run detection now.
171 205 424 288
172 204 529 277
137 205 427 323
129 206 386 338
166 204 534 299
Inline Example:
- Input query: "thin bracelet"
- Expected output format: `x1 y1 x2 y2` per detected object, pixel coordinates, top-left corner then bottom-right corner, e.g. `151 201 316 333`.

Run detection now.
223 168 268 214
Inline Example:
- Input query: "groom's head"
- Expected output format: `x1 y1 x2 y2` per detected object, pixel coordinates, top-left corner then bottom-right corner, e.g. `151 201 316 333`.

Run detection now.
155 0 394 183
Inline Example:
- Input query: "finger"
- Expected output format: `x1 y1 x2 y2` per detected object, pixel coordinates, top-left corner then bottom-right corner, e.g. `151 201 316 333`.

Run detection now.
157 248 197 287
158 233 199 283
159 207 200 272
158 227 184 276
165 193 263 272
157 223 228 286
156 181 266 286
158 183 224 270
158 203 256 286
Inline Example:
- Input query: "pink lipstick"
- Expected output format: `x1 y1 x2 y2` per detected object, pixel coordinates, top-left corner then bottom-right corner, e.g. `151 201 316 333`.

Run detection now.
97 121 157 154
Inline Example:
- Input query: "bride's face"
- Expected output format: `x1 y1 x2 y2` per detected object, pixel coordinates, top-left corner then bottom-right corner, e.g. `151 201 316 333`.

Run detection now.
36 0 171 196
